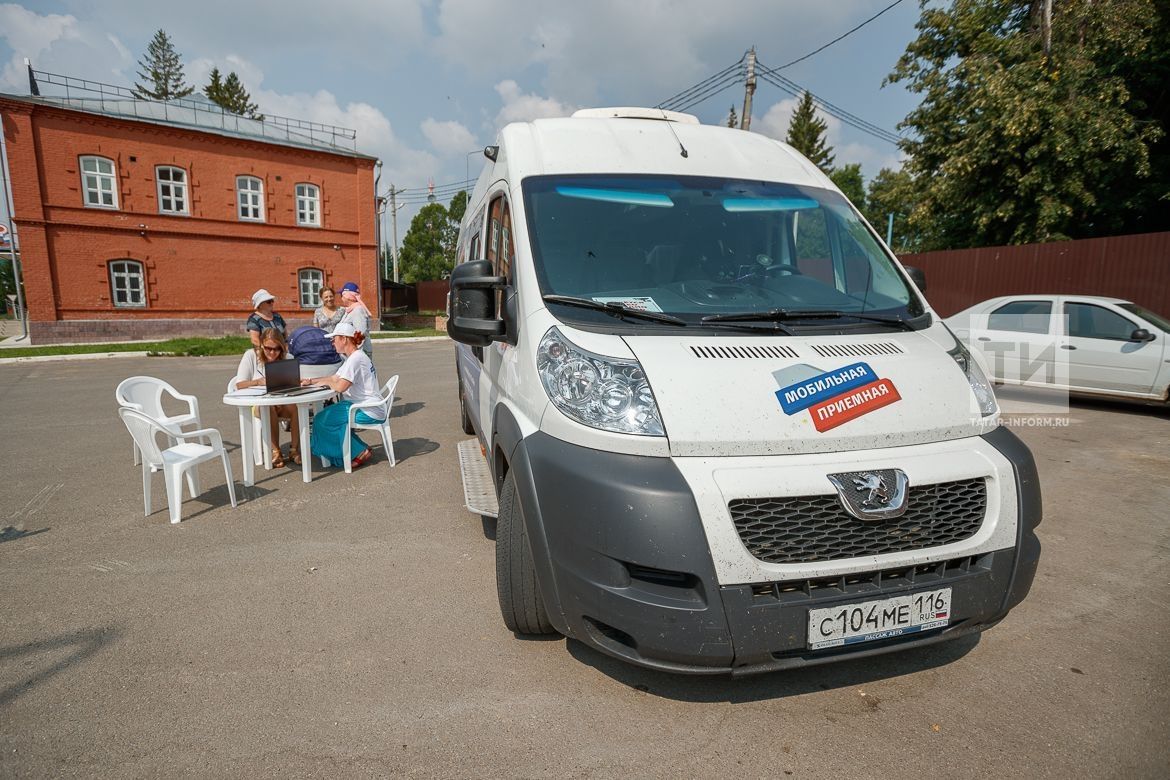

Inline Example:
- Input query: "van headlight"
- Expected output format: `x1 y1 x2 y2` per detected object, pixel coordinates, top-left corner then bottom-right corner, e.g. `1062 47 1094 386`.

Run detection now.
537 327 665 436
948 339 998 417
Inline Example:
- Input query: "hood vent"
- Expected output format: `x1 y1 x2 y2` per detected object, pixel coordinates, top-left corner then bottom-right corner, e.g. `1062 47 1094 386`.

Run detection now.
690 344 799 360
812 342 903 358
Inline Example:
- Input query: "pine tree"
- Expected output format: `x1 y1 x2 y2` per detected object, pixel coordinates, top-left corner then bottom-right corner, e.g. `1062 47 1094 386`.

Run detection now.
785 91 834 172
133 30 194 100
204 68 263 119
726 105 738 128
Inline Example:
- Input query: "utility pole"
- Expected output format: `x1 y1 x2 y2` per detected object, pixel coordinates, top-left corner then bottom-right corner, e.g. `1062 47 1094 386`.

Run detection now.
390 185 401 284
740 46 757 131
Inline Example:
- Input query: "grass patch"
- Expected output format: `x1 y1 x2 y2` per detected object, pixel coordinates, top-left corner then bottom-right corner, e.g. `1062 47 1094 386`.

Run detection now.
2 331 446 359
2 336 251 359
371 328 446 339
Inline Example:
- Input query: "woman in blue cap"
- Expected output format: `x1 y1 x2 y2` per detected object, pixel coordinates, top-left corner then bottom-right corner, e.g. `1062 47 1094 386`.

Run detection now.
337 281 374 363
303 321 382 469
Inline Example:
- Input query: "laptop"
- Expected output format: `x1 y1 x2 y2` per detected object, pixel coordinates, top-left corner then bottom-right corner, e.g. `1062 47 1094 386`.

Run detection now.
265 359 325 397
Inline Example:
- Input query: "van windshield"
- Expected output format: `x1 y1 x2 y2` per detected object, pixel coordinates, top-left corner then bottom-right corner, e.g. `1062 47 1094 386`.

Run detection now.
521 174 925 330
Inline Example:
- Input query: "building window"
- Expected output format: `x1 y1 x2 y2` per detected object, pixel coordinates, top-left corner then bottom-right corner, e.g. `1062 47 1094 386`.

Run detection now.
109 260 146 308
80 156 118 209
296 183 320 226
156 166 188 215
236 175 264 221
299 268 324 308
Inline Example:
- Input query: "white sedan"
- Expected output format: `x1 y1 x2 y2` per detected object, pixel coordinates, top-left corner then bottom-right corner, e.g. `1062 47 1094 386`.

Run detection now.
946 295 1170 403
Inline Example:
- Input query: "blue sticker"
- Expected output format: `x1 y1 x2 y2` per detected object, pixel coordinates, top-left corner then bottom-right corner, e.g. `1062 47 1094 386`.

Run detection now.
775 361 877 415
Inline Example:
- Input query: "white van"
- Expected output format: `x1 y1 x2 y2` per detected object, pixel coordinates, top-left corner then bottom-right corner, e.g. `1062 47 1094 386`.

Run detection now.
448 108 1041 675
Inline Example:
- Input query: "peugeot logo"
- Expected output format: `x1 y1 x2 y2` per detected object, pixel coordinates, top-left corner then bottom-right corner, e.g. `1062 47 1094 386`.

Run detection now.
827 469 910 522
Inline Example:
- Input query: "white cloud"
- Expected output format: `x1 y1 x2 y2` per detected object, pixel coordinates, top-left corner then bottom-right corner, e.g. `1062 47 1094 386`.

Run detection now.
494 80 574 126
420 118 476 156
0 5 128 90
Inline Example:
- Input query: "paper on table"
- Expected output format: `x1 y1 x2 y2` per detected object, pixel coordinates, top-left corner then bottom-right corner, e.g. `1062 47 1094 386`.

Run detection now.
227 387 266 397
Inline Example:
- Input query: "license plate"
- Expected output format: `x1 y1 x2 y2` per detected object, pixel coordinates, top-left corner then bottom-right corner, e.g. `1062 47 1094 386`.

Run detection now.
807 588 951 650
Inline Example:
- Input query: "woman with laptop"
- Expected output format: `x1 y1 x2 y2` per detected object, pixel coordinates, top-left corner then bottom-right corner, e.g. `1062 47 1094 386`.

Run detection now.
303 321 383 469
233 328 302 467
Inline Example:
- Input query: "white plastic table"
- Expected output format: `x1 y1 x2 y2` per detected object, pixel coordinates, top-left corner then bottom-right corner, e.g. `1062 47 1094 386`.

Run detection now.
222 387 336 485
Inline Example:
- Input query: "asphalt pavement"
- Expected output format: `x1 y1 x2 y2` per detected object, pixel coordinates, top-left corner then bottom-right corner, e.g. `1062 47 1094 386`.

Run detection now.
0 341 1167 778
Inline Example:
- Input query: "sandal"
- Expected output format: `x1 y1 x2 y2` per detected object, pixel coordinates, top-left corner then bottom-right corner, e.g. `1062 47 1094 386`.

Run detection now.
350 449 372 469
271 449 285 468
290 448 302 466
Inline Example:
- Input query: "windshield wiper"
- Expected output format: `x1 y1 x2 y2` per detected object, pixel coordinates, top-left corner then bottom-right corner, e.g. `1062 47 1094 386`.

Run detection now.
701 309 918 331
543 295 687 326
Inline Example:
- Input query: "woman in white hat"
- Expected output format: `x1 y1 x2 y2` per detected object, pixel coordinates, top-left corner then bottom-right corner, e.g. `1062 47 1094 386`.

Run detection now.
303 321 383 469
246 288 288 347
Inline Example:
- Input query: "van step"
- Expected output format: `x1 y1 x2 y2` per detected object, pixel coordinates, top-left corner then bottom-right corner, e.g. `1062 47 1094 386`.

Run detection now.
458 439 498 518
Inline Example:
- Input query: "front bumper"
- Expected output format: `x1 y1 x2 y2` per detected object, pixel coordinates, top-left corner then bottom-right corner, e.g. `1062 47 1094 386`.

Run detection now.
512 426 1041 675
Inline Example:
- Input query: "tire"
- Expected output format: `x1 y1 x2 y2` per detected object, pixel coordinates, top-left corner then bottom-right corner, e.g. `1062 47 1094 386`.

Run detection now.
496 470 555 635
457 368 475 435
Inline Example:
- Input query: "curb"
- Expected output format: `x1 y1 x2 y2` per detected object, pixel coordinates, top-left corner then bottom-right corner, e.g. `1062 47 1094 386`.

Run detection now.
0 351 152 365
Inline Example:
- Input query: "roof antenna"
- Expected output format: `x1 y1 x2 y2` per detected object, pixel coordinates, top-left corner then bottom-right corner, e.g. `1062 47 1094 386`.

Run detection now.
660 109 688 158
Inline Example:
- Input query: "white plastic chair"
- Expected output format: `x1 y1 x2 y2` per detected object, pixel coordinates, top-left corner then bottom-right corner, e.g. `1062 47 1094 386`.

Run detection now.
118 408 238 524
227 377 265 466
116 376 202 465
343 375 399 473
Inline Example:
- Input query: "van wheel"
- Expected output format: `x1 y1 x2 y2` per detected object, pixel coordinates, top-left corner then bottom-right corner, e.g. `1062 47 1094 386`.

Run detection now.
457 374 475 435
496 470 555 635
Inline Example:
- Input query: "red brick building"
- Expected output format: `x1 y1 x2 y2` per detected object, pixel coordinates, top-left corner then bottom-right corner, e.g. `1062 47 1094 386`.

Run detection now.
0 80 380 344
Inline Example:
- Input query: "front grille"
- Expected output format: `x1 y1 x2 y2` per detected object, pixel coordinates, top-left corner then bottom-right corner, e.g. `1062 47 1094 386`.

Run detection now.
689 344 800 360
811 341 903 358
730 478 987 564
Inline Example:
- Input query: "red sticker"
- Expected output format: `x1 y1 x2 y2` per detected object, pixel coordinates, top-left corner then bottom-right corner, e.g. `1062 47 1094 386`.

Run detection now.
808 378 901 432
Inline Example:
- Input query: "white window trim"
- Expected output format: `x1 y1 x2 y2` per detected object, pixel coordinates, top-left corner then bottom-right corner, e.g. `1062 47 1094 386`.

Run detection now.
295 183 321 227
236 175 265 222
80 155 119 210
298 268 324 308
109 260 146 308
155 165 189 216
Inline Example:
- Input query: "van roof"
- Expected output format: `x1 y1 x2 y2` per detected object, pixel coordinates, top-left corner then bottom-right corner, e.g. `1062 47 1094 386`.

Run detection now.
500 111 833 188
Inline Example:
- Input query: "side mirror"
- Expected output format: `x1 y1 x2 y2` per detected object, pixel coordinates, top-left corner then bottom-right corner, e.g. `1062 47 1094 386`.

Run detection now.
904 265 927 293
448 260 508 347
1131 328 1156 343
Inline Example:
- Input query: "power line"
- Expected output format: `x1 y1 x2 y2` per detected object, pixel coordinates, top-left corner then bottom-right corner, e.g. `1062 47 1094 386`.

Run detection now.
668 71 746 113
773 0 907 71
755 60 901 144
655 55 746 111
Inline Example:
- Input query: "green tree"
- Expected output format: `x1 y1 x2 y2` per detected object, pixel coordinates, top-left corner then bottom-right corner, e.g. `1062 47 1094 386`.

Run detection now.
398 203 451 283
727 104 739 128
133 30 194 100
443 190 469 264
204 68 263 119
864 167 921 254
888 0 1164 249
785 91 834 171
829 163 865 210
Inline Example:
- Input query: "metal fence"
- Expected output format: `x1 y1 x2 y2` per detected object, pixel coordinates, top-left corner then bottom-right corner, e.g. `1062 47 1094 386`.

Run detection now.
901 231 1170 317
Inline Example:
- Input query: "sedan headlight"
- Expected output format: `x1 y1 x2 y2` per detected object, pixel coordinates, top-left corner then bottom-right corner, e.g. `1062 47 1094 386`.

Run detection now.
948 338 998 417
537 327 665 436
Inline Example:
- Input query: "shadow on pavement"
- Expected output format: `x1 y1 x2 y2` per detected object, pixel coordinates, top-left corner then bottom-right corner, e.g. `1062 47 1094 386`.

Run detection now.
566 632 981 703
391 401 425 419
0 526 49 544
0 625 122 706
392 437 439 463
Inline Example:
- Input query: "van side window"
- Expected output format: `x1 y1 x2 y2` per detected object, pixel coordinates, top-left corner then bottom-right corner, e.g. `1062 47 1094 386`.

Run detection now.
487 194 513 282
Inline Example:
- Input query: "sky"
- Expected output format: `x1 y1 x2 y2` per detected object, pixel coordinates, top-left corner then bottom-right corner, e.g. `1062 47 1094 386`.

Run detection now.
0 0 924 241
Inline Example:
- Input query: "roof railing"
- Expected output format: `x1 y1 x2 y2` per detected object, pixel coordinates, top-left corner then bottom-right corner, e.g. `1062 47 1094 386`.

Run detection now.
27 68 358 152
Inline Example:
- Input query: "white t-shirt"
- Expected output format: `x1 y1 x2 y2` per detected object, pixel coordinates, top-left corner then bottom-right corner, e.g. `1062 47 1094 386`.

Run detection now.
338 349 384 420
